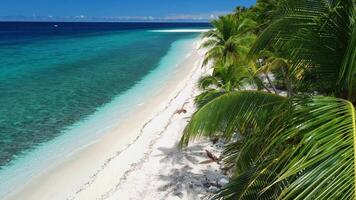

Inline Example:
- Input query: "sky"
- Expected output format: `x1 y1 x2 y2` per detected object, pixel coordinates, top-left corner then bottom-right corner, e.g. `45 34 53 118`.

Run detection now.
0 0 256 22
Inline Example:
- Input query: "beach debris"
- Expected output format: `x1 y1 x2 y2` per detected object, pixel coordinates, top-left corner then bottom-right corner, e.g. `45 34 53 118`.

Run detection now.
200 148 221 164
208 186 219 193
199 160 215 164
175 108 187 115
205 149 220 164
217 177 229 187
175 102 189 115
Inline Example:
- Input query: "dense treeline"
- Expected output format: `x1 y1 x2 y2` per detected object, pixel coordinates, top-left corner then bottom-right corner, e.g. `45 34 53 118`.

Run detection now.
181 0 356 199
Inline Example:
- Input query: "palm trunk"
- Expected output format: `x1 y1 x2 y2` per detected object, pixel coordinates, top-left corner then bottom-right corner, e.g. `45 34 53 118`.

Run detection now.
264 72 278 95
250 71 273 93
258 77 273 93
285 77 293 97
281 67 293 97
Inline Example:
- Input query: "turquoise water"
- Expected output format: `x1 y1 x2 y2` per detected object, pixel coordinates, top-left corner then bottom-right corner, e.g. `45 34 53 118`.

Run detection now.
0 30 199 168
0 23 205 168
0 33 199 197
0 22 205 196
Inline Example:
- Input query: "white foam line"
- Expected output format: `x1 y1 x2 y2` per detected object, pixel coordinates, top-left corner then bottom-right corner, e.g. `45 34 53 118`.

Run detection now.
149 29 210 33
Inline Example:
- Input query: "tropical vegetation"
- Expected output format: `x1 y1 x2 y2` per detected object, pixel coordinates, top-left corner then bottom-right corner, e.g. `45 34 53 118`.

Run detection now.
181 0 356 199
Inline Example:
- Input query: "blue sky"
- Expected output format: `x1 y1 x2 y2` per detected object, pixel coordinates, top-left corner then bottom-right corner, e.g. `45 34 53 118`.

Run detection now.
0 0 256 21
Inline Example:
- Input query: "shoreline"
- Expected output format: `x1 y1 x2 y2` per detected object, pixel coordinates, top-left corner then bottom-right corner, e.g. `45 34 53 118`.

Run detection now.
5 36 207 200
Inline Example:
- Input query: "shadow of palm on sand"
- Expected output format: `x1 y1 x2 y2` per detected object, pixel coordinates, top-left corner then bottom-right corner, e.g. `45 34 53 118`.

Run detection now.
154 143 225 200
155 143 207 165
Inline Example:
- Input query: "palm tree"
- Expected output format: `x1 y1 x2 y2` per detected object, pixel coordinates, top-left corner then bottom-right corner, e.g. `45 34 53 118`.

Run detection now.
181 0 356 199
234 6 248 20
195 61 251 108
181 92 356 200
253 0 281 28
249 0 356 100
201 14 257 66
255 49 294 97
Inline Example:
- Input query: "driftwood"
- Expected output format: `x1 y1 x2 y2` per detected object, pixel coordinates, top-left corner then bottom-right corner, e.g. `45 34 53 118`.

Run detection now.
175 108 187 114
174 102 189 115
200 149 221 164
205 149 220 163
203 149 221 164
200 160 215 164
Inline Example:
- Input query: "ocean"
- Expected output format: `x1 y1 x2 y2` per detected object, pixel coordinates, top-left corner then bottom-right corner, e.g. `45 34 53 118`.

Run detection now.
0 22 209 194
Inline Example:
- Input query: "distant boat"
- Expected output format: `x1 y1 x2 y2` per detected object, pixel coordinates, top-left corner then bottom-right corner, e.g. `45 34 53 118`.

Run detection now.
54 24 59 28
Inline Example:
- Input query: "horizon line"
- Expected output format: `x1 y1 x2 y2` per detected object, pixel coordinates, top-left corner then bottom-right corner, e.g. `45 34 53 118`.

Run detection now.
0 20 212 23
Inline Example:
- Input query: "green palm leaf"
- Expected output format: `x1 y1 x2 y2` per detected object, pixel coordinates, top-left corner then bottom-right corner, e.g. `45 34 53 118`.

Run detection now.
265 96 356 200
201 14 257 66
249 0 355 99
223 96 356 200
181 91 286 146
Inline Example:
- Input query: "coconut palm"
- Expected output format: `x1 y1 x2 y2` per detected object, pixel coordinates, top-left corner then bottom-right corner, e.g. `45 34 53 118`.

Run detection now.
182 92 356 200
195 61 251 108
255 49 294 96
253 0 281 28
249 0 356 100
201 14 257 66
234 6 248 20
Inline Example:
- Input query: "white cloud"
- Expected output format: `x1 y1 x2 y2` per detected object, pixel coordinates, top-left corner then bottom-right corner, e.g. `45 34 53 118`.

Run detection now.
161 11 229 21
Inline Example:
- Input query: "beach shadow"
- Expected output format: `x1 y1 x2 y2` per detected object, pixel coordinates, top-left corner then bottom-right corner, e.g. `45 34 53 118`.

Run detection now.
155 143 222 200
155 143 207 165
157 165 220 200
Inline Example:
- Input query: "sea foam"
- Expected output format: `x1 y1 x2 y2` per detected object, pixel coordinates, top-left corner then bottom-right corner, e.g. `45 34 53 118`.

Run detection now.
149 29 210 33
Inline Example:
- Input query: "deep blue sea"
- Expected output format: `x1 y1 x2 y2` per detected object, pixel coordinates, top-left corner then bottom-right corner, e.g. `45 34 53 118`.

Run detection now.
0 22 209 176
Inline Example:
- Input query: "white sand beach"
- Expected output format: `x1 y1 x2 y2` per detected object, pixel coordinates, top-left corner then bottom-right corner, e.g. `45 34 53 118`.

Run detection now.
6 37 227 200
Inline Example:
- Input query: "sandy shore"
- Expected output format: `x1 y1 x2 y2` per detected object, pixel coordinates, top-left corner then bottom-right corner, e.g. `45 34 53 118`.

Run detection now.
5 36 226 200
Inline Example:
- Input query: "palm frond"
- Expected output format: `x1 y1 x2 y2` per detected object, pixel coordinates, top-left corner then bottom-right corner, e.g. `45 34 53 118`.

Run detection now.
180 91 287 146
194 90 226 109
249 0 355 98
266 96 356 200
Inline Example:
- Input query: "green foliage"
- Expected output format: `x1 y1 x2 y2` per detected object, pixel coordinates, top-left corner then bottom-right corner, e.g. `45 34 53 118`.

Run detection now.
181 91 287 146
184 92 356 200
194 90 226 109
249 0 356 100
181 0 356 199
201 14 257 66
